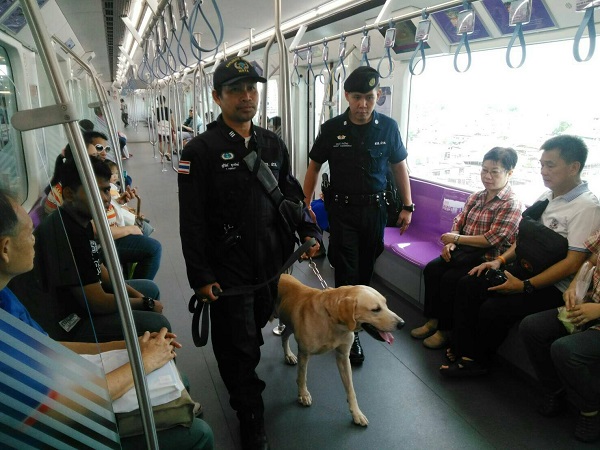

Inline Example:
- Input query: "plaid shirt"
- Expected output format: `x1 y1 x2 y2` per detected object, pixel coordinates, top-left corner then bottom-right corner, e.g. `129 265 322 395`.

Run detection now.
453 183 523 260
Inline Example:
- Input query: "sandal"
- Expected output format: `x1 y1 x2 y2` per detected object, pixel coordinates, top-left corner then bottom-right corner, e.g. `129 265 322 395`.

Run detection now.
165 153 171 161
439 357 487 378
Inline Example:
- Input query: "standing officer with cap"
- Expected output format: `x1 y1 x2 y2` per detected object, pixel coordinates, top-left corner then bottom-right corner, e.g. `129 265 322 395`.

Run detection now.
303 66 413 365
178 56 322 450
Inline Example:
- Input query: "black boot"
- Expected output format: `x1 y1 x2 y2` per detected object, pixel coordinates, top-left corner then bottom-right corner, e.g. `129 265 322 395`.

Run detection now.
349 332 364 366
239 412 269 450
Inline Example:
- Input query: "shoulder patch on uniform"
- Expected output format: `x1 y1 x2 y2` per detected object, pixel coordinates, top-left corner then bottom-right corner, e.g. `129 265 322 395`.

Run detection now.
178 160 191 174
221 152 234 160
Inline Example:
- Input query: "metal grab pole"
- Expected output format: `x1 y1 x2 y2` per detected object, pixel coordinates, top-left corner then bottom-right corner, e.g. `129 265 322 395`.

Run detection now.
52 36 126 190
274 0 293 172
20 1 159 448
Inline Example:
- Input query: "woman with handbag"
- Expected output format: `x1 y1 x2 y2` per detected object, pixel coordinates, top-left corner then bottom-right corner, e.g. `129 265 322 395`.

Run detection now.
440 135 600 378
411 147 522 349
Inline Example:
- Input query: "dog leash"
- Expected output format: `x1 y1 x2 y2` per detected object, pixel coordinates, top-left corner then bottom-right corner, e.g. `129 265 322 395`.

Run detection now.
189 238 317 347
308 258 328 289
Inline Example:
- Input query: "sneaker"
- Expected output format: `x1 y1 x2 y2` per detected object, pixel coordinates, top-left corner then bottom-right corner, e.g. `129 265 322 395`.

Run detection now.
349 332 364 366
575 413 600 442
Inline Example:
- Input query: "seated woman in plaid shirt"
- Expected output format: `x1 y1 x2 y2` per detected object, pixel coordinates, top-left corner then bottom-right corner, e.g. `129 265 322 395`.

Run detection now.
411 147 523 350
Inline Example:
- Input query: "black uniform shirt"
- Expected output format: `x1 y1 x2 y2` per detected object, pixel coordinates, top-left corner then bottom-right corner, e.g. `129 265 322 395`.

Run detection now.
178 115 321 290
309 109 407 194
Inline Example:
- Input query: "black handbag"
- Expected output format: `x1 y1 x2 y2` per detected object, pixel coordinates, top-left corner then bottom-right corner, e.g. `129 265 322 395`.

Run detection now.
448 245 487 266
514 199 568 277
446 202 487 266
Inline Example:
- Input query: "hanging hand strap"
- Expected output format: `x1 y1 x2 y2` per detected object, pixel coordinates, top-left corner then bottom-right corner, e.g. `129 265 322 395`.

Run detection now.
506 22 526 68
360 28 371 67
409 11 430 76
573 7 596 62
453 2 474 73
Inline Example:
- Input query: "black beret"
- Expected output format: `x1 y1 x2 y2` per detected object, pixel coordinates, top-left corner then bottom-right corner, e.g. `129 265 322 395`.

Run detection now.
213 56 267 88
343 66 380 93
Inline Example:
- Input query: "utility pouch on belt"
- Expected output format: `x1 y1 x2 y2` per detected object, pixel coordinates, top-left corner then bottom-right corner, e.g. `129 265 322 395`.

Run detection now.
243 151 303 235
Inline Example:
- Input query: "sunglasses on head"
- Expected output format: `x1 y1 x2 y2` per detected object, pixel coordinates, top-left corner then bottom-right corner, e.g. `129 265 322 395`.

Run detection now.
95 144 111 152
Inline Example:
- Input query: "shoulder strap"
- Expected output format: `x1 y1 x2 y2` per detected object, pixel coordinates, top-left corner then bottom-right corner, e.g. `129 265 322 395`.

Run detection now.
243 149 284 207
522 199 549 221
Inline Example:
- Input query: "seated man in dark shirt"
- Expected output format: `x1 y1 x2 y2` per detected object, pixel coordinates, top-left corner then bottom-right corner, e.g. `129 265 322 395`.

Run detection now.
0 189 214 450
34 157 170 342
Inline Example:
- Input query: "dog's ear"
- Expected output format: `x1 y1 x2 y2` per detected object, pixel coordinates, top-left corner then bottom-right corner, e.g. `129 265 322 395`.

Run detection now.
338 297 357 331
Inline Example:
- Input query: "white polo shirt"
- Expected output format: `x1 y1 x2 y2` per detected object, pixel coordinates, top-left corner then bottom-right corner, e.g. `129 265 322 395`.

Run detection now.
537 181 600 291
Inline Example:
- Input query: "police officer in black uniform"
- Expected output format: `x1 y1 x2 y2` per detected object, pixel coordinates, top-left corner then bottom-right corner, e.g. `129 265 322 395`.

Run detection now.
303 66 414 365
178 56 322 450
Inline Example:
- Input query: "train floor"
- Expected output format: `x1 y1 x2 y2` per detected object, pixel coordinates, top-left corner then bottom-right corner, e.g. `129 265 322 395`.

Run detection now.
122 129 590 449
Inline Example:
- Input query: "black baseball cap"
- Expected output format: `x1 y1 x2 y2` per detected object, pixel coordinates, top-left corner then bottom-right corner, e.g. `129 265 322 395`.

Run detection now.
343 66 380 93
213 56 267 88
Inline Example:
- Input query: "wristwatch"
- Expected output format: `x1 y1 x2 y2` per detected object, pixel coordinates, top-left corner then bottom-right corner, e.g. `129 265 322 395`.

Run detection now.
523 279 535 295
142 296 155 311
402 203 416 212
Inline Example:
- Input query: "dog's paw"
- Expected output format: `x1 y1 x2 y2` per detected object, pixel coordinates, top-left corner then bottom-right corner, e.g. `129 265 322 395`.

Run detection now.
351 410 369 427
297 391 312 406
284 353 298 365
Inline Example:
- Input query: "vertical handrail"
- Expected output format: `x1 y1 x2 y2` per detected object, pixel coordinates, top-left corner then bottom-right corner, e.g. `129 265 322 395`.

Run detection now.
20 1 159 448
51 36 125 189
93 75 126 183
273 0 293 173
193 64 207 135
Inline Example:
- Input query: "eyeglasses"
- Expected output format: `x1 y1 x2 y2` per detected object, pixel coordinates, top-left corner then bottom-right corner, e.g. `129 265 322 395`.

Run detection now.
480 168 505 177
95 144 111 152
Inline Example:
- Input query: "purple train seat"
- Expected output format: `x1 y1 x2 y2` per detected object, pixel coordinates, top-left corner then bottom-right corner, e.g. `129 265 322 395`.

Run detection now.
382 178 470 269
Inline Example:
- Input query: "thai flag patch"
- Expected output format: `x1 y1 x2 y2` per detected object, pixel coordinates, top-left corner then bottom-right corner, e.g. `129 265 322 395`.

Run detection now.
178 160 191 174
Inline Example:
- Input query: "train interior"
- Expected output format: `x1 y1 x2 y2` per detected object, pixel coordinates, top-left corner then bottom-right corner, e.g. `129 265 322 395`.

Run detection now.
1 0 600 448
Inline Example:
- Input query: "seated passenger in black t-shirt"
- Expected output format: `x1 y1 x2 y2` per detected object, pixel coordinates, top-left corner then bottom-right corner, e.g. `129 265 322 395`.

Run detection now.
34 157 170 342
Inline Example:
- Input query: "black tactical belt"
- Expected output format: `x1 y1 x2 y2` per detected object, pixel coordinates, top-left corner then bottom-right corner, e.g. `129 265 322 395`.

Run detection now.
331 191 387 206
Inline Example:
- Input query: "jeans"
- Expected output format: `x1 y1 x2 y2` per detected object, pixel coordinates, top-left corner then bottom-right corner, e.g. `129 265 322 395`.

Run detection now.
115 234 162 280
520 308 600 413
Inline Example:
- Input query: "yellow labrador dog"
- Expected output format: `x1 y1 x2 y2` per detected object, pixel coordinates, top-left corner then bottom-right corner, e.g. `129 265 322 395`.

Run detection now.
277 274 404 426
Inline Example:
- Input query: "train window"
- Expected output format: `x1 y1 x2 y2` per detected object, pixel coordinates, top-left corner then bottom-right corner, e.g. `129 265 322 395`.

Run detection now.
0 1 49 34
407 39 600 205
0 44 26 200
265 79 279 119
